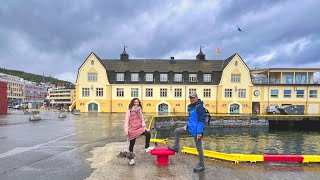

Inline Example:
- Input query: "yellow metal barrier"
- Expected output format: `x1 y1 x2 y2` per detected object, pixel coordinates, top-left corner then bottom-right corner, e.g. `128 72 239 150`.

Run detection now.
182 147 264 164
182 146 240 164
303 155 320 163
232 154 264 163
150 138 167 145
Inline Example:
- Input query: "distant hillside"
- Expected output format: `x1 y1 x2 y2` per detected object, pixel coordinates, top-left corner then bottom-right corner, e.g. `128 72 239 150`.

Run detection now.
0 67 74 89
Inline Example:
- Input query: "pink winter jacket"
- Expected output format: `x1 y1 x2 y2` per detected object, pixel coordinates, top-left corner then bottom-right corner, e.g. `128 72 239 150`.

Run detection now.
124 109 146 136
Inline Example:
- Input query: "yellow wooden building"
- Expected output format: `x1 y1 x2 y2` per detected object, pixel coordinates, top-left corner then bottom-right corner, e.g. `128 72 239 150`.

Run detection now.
75 48 320 114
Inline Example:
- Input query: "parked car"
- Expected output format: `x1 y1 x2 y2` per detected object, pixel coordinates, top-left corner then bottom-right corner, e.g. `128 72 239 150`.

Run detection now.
266 105 281 114
7 105 13 108
13 105 22 109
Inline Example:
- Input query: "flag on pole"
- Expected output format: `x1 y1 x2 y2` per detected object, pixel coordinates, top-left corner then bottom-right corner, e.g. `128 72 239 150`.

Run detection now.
237 26 243 32
216 47 221 55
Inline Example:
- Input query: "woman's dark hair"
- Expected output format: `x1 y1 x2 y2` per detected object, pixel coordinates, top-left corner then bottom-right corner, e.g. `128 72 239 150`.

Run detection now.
128 98 142 110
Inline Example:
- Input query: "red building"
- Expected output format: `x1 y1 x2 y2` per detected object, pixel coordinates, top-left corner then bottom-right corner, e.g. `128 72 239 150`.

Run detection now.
0 82 7 114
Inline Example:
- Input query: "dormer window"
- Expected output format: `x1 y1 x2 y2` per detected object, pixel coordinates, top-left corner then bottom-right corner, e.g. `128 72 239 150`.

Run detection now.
160 74 168 82
203 74 211 82
189 74 197 82
116 73 124 81
145 73 153 82
131 73 139 81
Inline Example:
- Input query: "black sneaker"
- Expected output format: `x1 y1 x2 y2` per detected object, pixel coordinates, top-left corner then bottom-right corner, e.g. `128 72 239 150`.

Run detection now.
193 164 205 172
167 145 179 153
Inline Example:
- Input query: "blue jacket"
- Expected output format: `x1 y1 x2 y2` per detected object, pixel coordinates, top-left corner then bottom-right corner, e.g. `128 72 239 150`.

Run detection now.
186 99 206 137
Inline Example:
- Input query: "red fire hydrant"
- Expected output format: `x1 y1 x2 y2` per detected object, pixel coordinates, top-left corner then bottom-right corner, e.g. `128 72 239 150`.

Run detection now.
150 147 175 165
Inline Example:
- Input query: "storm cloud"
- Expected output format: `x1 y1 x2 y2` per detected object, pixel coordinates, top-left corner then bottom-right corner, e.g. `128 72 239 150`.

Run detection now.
0 0 319 82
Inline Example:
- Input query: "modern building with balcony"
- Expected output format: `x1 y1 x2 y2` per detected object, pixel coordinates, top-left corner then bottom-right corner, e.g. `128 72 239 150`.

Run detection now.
75 48 320 114
47 88 76 109
0 73 48 108
23 80 47 108
0 73 24 105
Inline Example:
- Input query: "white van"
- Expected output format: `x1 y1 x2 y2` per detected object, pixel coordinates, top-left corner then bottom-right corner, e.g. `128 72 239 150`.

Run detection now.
266 105 280 114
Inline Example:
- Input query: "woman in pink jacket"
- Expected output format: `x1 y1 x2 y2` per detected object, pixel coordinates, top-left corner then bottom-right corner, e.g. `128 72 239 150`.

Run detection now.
124 98 154 165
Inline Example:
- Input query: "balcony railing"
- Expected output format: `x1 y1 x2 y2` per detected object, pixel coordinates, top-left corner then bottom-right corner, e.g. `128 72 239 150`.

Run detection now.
252 78 320 85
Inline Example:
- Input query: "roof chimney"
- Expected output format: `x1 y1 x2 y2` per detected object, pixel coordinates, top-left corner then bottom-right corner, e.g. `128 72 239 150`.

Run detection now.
170 57 175 64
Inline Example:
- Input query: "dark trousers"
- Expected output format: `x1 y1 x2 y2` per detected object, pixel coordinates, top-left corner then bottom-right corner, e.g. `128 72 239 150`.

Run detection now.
129 130 151 152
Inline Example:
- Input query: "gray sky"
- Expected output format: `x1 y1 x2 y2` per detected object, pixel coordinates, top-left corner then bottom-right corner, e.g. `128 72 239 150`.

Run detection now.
1 0 319 83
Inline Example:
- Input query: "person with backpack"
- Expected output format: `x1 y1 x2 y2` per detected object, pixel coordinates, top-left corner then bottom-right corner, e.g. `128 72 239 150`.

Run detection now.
168 92 206 172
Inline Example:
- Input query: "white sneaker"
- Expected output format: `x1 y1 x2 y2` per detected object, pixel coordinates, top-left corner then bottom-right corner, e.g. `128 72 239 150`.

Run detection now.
145 146 155 153
129 159 135 165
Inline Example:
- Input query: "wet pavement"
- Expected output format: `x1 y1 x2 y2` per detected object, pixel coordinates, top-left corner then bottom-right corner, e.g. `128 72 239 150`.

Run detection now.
1 110 320 180
0 110 130 180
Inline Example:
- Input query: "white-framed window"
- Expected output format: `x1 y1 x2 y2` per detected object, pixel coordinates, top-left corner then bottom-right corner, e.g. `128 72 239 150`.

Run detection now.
160 88 167 97
296 90 304 98
82 88 90 97
145 73 153 82
225 89 232 98
174 88 182 97
231 74 241 83
116 73 124 81
203 89 211 98
88 73 97 82
189 74 197 82
189 88 196 95
146 88 153 97
309 90 317 98
131 73 139 81
117 88 124 97
203 74 211 82
284 90 291 98
131 88 138 97
160 74 168 82
238 89 246 98
271 89 278 98
174 74 182 82
96 88 103 97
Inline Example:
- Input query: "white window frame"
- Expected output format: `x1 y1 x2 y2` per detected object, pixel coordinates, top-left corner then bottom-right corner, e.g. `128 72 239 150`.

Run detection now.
160 88 167 97
174 88 182 97
145 73 153 82
116 73 124 81
116 88 124 97
174 74 182 82
131 88 138 97
131 73 139 82
296 90 304 98
271 89 279 98
160 74 168 82
189 74 197 82
203 89 211 98
96 88 103 97
146 88 153 97
203 74 211 82
309 90 317 98
82 88 90 97
231 74 241 83
238 89 246 98
88 73 97 82
189 88 196 95
225 89 232 98
284 90 291 98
